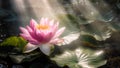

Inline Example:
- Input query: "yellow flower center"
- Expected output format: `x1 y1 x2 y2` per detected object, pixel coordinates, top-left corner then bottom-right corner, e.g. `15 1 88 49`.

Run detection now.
37 25 49 30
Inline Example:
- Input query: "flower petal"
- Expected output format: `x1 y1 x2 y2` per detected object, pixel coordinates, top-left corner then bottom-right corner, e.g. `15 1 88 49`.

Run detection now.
49 19 54 27
20 18 65 46
53 27 65 39
44 18 49 25
26 26 39 41
50 22 59 33
20 33 40 45
30 19 38 30
19 27 29 34
39 44 53 55
26 25 33 32
35 29 50 43
24 43 38 53
50 38 64 44
39 18 45 25
45 32 54 42
35 30 44 40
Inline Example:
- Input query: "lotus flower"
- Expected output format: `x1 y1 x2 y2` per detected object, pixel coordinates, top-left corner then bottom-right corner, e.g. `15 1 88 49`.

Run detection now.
20 18 65 55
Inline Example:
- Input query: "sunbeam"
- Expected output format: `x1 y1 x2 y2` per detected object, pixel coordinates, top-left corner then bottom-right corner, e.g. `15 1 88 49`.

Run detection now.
0 0 120 68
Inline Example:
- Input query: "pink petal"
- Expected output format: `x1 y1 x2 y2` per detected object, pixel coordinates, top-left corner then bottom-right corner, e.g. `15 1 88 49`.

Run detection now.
52 22 59 33
35 30 52 43
20 33 29 39
35 30 44 42
49 22 59 36
26 26 38 40
44 32 53 42
49 19 54 27
29 31 38 40
30 19 38 30
44 18 49 25
19 27 29 34
24 43 39 53
20 27 39 44
53 27 65 39
35 29 50 43
39 18 49 25
26 26 33 32
20 34 40 45
26 26 39 40
39 18 45 25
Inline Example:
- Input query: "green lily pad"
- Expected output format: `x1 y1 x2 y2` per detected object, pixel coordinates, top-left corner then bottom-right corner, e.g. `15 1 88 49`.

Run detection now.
80 35 98 45
51 47 106 68
9 50 41 63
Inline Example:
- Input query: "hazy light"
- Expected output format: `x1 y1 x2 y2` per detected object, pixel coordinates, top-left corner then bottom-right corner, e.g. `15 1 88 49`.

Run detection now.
94 50 104 56
11 0 113 41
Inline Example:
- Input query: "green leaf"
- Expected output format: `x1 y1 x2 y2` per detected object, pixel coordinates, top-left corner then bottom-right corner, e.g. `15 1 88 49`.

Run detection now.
17 37 28 50
9 50 41 63
51 47 106 68
80 35 98 45
110 23 120 31
0 36 27 51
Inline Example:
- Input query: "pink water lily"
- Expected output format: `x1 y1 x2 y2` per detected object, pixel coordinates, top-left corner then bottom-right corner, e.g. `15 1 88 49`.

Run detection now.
20 18 65 55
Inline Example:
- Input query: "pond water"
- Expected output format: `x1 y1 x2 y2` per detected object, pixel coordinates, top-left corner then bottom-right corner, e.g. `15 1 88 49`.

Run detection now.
0 0 120 68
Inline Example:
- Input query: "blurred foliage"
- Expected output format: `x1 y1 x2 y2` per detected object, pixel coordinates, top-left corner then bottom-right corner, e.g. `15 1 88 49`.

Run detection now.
80 35 98 45
0 36 27 51
51 47 106 68
0 34 107 68
0 37 26 59
56 13 113 41
0 36 44 64
9 50 41 63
